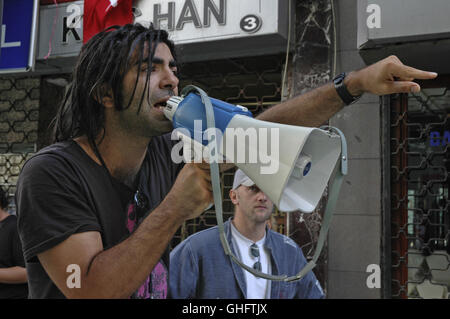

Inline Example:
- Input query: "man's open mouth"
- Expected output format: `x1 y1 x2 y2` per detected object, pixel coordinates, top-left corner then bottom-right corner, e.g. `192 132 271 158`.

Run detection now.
153 98 169 110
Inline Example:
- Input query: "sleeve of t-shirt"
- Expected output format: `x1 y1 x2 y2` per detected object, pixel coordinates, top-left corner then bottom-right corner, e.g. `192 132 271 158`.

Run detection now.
15 153 101 262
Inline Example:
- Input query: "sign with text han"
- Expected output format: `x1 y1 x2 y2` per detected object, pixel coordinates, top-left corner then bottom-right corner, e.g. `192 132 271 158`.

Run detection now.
37 0 291 63
0 0 39 74
134 0 283 44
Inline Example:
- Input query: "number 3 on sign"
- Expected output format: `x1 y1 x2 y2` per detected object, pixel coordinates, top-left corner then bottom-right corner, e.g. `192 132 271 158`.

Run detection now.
240 14 262 33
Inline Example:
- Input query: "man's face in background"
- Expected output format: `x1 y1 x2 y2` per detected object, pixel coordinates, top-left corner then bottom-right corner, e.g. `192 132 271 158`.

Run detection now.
231 184 274 225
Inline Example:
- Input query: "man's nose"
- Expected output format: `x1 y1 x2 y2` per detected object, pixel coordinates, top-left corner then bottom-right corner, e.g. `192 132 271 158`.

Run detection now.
257 191 268 202
161 68 179 90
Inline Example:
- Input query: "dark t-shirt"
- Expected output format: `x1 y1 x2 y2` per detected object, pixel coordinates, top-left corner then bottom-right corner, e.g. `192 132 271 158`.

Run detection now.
0 215 29 299
15 133 183 298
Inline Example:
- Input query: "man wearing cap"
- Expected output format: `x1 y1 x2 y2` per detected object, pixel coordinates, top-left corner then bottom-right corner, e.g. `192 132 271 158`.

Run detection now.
169 169 324 299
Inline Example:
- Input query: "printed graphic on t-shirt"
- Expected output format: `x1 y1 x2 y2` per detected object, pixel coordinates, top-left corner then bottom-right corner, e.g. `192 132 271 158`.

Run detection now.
126 202 168 299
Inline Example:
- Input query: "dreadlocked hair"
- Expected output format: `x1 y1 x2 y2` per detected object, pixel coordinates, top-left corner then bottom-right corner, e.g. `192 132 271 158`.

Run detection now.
52 23 177 149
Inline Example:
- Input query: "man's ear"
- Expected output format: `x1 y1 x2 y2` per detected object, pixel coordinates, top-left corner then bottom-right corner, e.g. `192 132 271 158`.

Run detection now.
229 189 239 205
93 85 115 109
101 90 115 109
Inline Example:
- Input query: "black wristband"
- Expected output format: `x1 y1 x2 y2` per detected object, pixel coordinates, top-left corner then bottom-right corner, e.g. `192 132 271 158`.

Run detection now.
333 72 361 105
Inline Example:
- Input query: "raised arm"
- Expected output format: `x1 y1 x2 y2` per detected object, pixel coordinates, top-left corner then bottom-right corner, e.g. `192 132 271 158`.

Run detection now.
257 55 438 127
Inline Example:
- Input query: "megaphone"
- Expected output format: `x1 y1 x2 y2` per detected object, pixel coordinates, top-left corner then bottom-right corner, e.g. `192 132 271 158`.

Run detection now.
164 90 342 213
164 85 347 282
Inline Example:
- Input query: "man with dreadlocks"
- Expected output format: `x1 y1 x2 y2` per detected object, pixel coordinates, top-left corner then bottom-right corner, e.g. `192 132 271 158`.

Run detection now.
15 23 436 299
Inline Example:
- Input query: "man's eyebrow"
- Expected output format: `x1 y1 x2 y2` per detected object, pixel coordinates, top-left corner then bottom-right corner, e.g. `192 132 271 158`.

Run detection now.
151 57 177 68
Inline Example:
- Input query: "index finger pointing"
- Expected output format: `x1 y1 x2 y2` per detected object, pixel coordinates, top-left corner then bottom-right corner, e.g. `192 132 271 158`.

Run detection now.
390 63 438 80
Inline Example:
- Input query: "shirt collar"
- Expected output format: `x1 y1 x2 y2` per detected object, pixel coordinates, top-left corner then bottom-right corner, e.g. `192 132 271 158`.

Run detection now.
230 219 266 245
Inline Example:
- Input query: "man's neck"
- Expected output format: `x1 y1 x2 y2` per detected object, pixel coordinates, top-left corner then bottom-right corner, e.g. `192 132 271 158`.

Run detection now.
74 133 149 186
231 215 266 243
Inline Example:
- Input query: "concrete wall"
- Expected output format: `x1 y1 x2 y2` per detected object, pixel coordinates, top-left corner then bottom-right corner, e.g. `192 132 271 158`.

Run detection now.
327 0 383 298
290 0 384 299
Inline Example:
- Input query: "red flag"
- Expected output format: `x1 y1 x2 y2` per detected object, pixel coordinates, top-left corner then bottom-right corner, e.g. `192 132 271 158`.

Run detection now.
83 0 133 43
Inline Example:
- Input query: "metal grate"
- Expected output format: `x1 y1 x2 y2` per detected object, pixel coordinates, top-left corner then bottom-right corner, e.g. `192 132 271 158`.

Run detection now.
0 77 40 214
390 82 450 299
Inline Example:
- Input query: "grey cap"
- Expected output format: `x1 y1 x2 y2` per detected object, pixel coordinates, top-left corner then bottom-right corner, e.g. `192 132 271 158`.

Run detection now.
232 169 255 190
